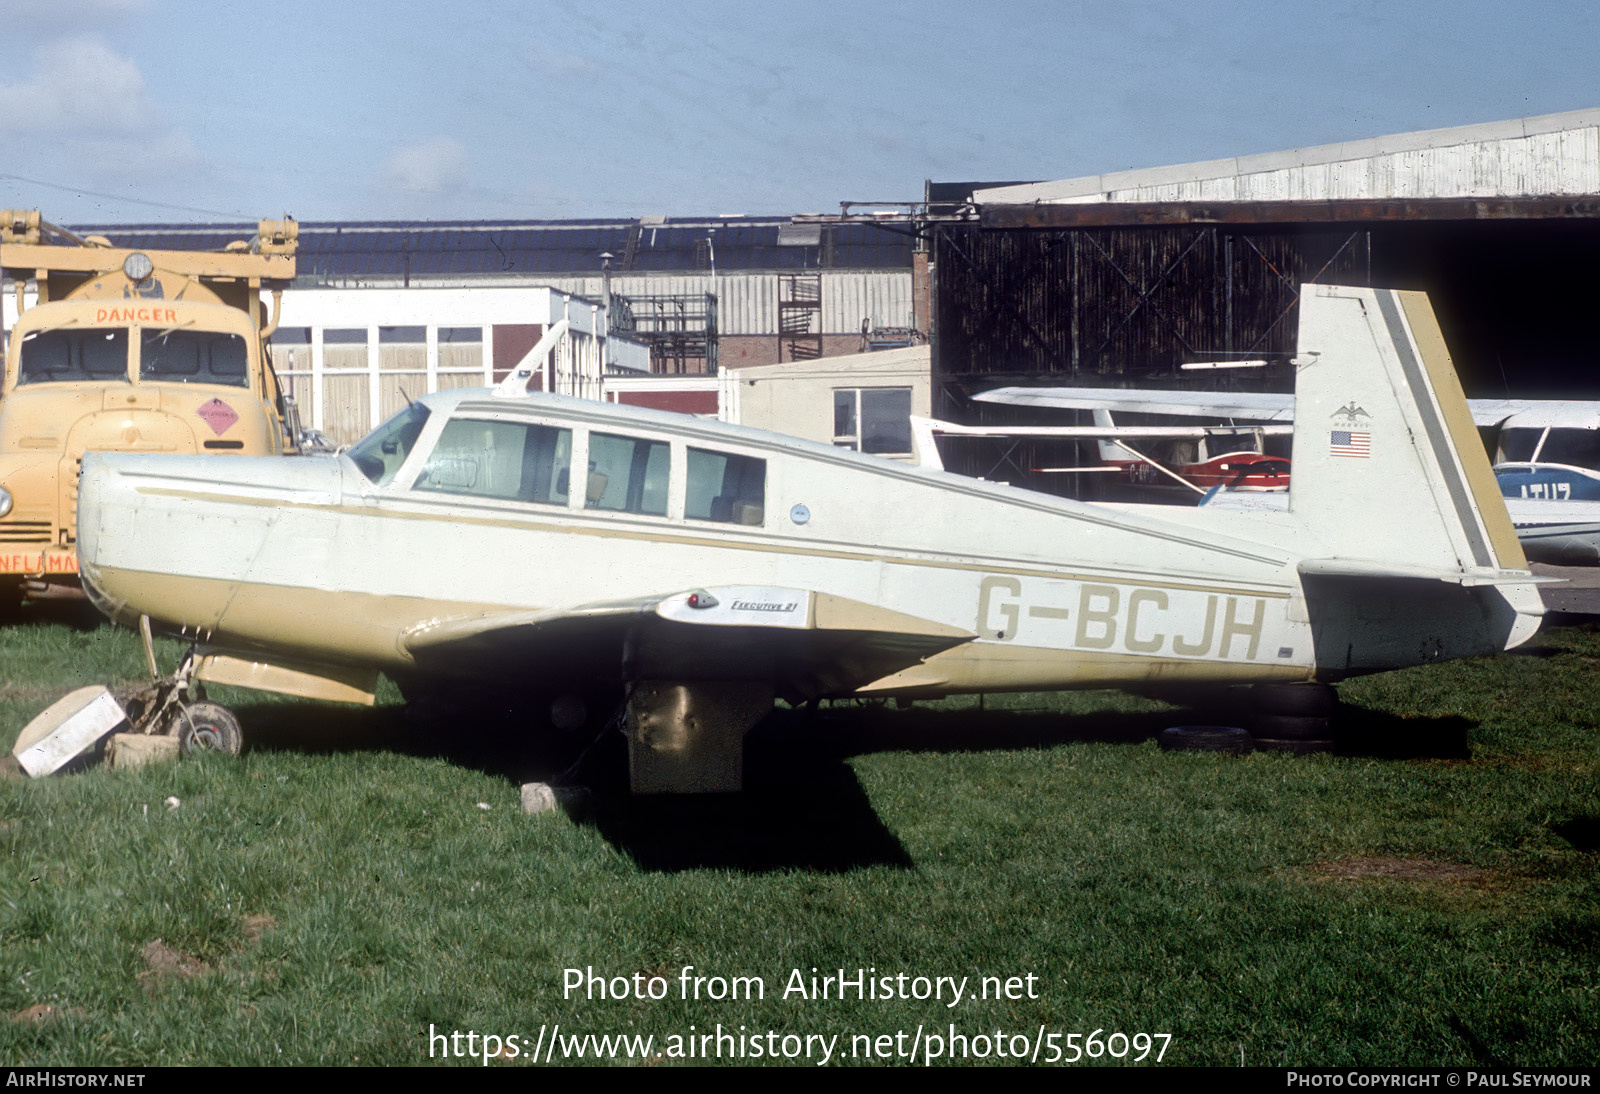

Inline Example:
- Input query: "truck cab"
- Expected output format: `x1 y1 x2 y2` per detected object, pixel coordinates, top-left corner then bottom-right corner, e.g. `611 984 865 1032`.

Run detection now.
0 210 304 609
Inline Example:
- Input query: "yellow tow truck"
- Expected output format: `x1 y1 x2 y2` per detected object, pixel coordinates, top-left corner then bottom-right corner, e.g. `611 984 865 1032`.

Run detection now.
0 209 308 614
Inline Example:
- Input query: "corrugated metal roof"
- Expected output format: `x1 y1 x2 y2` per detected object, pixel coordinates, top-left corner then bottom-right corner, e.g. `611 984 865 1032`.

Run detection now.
977 106 1600 205
59 215 914 279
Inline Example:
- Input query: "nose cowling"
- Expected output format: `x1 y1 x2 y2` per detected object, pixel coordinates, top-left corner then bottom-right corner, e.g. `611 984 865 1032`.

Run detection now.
77 452 345 633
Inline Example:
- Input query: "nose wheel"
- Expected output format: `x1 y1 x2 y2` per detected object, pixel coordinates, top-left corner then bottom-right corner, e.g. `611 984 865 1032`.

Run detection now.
124 621 246 757
164 700 244 756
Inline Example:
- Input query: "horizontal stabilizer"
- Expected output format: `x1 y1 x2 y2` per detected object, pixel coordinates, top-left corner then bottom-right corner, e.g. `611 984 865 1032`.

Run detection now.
1297 558 1560 587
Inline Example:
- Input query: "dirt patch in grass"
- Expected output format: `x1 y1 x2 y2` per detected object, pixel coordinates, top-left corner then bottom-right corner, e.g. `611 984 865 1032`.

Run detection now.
10 1004 84 1025
240 914 276 944
138 940 208 991
1307 856 1528 892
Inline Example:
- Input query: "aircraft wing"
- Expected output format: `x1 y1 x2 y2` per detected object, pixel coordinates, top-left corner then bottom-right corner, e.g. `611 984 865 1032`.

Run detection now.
971 385 1296 420
1466 399 1600 430
911 418 1293 440
401 585 976 700
973 386 1600 432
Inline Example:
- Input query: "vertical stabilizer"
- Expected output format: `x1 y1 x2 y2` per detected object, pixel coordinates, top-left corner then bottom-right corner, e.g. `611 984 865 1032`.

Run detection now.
1290 285 1527 574
1286 285 1542 668
1092 408 1133 463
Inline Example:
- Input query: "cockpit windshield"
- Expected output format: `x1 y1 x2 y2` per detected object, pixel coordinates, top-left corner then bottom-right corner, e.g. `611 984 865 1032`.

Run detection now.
348 402 431 485
1206 432 1262 456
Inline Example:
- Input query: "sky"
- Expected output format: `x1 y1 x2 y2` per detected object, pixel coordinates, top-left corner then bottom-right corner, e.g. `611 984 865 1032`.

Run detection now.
3 0 1599 227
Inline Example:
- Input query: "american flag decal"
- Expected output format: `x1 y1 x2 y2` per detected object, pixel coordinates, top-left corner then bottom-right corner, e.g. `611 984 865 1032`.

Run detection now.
1330 429 1371 458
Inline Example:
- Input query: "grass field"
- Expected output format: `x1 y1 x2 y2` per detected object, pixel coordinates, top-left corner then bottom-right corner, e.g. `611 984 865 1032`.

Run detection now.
0 603 1595 1067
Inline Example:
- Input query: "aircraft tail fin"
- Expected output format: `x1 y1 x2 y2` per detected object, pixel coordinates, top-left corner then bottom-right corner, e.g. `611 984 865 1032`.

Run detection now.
1289 284 1527 575
1284 285 1542 664
1091 408 1132 463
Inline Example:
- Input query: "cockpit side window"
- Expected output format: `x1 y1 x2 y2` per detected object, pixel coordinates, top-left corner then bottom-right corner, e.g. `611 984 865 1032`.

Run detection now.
587 432 669 516
685 448 766 525
348 402 431 485
412 418 573 504
1535 428 1600 468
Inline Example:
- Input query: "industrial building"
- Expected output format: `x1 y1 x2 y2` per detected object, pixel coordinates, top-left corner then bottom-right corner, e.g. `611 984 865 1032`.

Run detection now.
1 214 919 441
49 215 917 369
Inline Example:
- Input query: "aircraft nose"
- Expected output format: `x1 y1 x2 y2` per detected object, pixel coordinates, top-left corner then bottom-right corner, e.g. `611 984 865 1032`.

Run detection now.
75 454 132 622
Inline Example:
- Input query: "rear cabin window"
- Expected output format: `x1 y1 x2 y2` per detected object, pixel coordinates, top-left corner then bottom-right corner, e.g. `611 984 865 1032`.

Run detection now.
587 432 670 516
685 448 766 525
140 329 250 387
17 328 129 384
413 419 573 504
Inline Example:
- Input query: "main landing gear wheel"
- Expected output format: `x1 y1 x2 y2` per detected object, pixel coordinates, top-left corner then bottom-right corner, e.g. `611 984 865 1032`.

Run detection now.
166 701 244 756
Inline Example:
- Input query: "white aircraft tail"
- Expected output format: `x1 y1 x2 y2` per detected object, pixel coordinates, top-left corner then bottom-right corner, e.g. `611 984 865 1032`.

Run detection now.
1288 284 1527 576
1091 408 1133 464
1281 285 1542 669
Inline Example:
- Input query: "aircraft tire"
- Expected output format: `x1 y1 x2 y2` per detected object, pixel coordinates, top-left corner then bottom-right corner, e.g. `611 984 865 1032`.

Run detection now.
1251 682 1337 717
1157 725 1254 754
168 701 244 756
1252 713 1333 741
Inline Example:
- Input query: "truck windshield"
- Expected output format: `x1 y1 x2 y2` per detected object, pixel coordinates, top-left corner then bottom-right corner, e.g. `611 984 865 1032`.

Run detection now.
347 402 431 485
140 329 250 387
16 328 129 384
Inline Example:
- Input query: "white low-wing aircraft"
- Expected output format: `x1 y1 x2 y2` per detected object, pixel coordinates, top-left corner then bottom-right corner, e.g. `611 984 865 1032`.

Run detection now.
75 285 1542 792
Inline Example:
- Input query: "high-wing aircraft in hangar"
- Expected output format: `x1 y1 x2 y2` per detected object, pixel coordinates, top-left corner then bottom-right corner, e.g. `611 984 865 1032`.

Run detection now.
969 376 1600 564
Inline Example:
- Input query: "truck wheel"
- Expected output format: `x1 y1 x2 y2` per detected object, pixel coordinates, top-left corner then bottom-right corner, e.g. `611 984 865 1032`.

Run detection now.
167 701 243 756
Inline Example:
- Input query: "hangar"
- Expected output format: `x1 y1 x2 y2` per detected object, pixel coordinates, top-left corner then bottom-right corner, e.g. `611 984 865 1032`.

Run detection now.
931 107 1600 492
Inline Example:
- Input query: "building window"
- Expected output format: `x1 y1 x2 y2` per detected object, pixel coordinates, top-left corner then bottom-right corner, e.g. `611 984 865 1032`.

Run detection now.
833 387 912 455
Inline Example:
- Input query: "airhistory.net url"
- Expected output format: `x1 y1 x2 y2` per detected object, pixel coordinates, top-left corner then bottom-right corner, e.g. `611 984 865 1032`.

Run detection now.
427 1022 1172 1066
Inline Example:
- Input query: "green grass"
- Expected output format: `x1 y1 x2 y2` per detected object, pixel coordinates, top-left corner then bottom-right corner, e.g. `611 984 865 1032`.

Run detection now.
0 603 1595 1066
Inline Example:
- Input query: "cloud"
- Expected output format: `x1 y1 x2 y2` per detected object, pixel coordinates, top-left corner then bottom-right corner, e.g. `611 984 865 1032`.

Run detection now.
0 36 156 135
0 33 204 202
379 136 471 196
